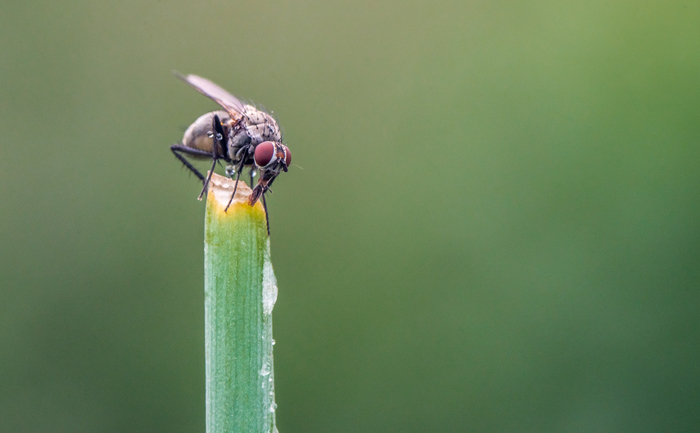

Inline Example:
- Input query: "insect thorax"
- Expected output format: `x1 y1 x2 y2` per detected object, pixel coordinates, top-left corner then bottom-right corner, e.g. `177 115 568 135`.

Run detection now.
227 105 282 159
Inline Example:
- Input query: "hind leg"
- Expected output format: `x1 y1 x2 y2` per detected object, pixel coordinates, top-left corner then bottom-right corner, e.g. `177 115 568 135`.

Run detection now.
170 144 212 181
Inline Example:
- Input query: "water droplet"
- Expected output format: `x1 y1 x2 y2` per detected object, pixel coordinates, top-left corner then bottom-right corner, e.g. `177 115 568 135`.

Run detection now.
215 133 223 140
271 339 275 345
262 261 278 315
260 362 271 376
251 170 257 178
226 165 236 176
207 131 214 138
269 403 277 413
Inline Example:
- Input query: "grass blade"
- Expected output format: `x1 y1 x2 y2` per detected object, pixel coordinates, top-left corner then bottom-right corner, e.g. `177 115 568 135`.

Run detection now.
204 173 278 433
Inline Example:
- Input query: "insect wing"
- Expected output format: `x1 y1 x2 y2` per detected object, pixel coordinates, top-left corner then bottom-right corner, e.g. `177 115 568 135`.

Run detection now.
175 73 246 116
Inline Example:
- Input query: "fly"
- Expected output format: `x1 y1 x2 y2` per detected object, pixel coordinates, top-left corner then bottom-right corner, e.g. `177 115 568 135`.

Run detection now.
170 73 291 235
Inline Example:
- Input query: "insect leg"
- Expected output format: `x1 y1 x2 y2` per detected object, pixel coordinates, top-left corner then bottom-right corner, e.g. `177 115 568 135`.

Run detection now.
212 114 228 159
198 156 218 200
261 192 270 236
224 157 247 212
265 177 276 193
170 144 211 181
197 115 229 200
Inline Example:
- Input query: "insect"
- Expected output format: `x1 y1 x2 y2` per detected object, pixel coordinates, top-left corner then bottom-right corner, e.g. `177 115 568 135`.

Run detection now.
170 73 291 234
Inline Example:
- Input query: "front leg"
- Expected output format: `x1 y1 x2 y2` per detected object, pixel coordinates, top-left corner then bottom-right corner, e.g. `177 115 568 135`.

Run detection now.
249 167 256 189
224 156 248 212
261 193 270 236
235 143 255 161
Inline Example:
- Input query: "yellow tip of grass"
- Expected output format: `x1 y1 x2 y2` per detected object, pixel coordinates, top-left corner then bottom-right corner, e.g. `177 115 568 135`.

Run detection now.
206 172 266 219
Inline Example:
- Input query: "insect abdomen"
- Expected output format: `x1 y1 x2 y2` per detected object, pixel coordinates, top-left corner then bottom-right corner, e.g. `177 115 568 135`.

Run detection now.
182 110 230 155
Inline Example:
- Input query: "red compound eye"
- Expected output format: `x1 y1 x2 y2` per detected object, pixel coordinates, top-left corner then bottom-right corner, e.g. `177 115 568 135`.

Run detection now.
283 145 291 167
254 141 275 167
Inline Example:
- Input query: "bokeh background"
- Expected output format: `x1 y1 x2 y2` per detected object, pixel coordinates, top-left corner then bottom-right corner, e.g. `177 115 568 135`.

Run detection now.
1 1 699 432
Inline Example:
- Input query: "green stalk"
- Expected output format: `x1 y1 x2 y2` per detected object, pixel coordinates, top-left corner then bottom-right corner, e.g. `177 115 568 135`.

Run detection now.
204 173 278 433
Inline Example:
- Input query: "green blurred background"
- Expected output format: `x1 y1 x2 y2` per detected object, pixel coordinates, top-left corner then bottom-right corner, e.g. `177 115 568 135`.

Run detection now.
1 0 699 432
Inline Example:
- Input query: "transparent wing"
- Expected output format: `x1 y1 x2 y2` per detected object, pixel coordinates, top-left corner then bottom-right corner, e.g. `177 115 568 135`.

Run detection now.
174 72 246 115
